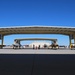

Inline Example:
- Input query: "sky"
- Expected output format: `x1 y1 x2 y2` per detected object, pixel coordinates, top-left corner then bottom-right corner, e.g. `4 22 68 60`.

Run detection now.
0 0 75 46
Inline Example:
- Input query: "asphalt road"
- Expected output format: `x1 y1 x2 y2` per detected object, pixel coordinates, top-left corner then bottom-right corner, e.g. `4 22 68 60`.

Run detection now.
0 49 75 75
0 48 75 54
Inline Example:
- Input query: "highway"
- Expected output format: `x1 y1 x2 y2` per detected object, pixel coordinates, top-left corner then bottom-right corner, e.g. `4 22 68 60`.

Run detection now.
0 49 75 75
0 48 75 54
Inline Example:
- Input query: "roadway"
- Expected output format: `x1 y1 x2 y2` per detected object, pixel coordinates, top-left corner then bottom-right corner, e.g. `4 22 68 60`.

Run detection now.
0 49 75 75
0 48 75 54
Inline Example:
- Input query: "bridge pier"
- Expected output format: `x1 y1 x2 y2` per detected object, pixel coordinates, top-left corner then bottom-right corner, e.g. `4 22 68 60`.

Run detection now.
0 35 4 49
69 35 72 48
2 35 4 46
74 35 75 44
69 35 75 49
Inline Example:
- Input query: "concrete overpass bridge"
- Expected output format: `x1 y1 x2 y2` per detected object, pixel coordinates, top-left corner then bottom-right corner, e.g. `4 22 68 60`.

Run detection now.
14 38 57 44
0 26 75 48
15 38 57 41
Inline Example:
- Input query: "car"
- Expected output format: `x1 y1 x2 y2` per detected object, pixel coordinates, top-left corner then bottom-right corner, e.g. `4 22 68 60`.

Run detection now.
48 44 59 49
70 43 75 50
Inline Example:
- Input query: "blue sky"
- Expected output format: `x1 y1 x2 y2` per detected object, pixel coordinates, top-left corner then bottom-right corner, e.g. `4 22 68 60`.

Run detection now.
0 0 75 45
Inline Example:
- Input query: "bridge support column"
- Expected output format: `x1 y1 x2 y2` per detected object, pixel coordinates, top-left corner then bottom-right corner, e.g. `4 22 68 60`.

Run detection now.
18 40 21 49
73 35 75 44
1 35 4 49
69 35 72 49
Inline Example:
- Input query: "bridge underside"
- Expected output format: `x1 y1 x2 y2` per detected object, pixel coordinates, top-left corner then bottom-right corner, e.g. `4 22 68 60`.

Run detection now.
15 38 57 42
0 26 75 35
